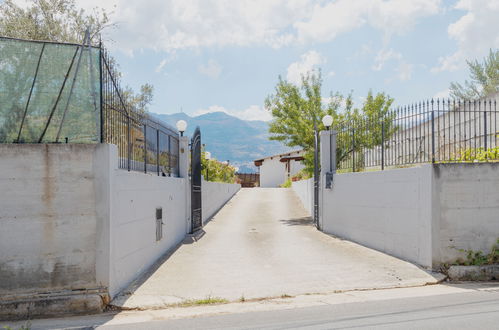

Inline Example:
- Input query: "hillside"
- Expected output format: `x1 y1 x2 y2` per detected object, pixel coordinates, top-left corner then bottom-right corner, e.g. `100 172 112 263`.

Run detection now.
151 111 291 172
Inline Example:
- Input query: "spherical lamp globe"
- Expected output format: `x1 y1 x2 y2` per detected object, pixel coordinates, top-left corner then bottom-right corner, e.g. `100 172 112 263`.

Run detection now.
176 120 187 136
322 115 333 129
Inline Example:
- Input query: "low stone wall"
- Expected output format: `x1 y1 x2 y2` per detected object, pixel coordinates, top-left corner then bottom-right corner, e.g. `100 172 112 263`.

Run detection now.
291 178 313 215
318 163 499 269
202 180 241 224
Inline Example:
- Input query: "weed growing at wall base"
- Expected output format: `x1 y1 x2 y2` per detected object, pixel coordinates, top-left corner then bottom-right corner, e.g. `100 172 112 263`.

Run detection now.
452 239 499 266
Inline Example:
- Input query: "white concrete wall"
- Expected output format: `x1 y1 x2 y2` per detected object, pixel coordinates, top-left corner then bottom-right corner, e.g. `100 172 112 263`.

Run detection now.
291 178 313 215
202 180 241 224
433 163 499 266
106 169 189 297
0 144 103 294
319 159 499 268
0 143 242 298
321 166 434 267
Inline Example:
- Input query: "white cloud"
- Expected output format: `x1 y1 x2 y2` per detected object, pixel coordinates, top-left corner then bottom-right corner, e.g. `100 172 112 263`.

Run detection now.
155 59 168 73
81 0 312 53
287 50 326 85
328 71 336 77
373 48 413 81
396 62 413 81
198 59 222 78
25 0 441 53
295 0 441 44
372 49 402 71
194 105 272 121
432 0 499 72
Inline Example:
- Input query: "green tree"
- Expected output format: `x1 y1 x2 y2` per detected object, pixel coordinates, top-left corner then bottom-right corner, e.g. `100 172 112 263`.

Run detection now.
0 0 154 112
336 91 396 168
123 83 155 114
201 152 236 183
0 0 111 44
265 72 395 174
449 49 499 99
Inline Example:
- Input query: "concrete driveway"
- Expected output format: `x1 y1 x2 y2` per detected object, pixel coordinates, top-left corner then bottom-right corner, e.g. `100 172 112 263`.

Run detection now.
113 188 442 309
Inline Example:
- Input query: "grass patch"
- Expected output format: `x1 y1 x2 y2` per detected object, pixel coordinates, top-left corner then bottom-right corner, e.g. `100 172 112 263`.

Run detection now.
2 322 31 330
179 296 228 307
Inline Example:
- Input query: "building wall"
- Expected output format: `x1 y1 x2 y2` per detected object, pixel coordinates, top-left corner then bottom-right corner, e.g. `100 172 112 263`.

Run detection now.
259 151 305 188
259 157 285 188
289 158 306 177
0 144 102 294
202 180 241 224
291 178 313 215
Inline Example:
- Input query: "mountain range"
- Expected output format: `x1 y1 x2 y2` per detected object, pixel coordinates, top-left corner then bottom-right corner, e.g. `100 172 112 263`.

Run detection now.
151 111 292 173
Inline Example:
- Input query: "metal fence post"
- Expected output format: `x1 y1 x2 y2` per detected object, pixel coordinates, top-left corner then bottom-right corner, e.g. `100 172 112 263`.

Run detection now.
484 108 488 150
156 129 160 176
352 128 355 172
168 135 171 176
313 120 320 230
381 121 385 170
127 115 131 171
144 123 147 173
431 100 435 163
99 43 104 143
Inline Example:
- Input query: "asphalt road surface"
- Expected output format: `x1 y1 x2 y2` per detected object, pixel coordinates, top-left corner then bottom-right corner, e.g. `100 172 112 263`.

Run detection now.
101 289 499 330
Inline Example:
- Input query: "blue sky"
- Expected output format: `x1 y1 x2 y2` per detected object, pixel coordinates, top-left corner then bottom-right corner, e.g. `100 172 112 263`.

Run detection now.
10 0 499 120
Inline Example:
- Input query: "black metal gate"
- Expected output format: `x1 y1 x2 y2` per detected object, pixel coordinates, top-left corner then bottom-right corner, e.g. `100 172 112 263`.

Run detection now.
191 126 202 233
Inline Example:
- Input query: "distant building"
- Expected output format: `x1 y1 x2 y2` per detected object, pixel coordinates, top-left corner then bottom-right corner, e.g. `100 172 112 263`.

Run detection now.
254 150 305 187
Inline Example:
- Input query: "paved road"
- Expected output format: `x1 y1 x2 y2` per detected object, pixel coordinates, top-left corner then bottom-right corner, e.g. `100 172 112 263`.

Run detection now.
102 287 499 330
113 188 441 309
8 283 498 329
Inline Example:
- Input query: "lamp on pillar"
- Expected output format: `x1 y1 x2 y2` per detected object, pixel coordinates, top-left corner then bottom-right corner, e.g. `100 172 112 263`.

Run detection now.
322 115 333 131
176 120 187 136
322 115 334 189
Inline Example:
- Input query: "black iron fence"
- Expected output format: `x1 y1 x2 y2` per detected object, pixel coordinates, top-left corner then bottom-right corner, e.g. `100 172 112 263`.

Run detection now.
336 98 499 172
100 47 179 176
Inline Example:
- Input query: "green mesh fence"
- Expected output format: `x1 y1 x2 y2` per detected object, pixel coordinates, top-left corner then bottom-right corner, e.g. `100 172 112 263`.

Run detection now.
0 37 101 143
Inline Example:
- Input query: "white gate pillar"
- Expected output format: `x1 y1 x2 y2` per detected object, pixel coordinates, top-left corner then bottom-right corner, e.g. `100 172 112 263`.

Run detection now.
179 136 190 179
319 130 337 179
179 135 191 233
319 130 336 229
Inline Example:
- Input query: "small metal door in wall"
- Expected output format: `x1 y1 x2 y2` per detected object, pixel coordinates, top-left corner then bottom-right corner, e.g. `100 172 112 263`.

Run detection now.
191 126 202 233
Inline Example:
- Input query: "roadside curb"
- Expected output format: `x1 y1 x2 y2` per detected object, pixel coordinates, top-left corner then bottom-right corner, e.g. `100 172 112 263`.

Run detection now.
6 283 499 329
